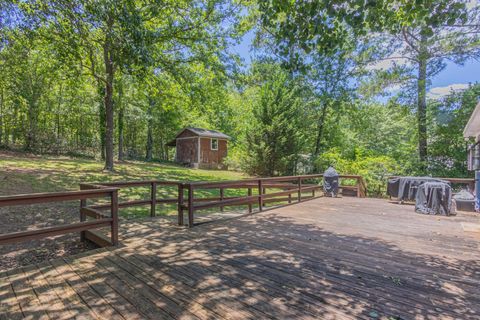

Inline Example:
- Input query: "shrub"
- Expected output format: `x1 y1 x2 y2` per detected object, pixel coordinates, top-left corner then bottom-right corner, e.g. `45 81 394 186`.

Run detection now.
314 149 404 197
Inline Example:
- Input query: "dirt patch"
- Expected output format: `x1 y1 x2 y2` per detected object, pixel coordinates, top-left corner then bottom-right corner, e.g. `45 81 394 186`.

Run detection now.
0 202 99 272
0 150 44 159
0 236 98 271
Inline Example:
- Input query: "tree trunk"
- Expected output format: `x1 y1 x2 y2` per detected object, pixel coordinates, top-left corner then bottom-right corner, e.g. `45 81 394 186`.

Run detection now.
117 80 124 161
25 101 37 152
12 104 18 144
0 87 3 146
313 104 328 155
56 83 63 140
417 36 428 164
118 106 124 161
98 86 106 160
312 102 329 171
145 98 154 161
103 16 115 171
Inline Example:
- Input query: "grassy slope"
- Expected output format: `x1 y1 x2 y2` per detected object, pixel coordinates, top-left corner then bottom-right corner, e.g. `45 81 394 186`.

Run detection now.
0 152 248 218
0 152 246 193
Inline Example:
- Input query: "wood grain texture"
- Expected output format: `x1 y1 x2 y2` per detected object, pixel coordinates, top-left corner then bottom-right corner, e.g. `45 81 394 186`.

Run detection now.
0 197 479 319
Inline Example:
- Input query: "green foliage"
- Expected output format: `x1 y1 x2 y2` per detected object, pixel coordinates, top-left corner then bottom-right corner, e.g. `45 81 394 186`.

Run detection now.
240 66 309 176
0 1 479 200
315 149 404 197
6 0 249 170
257 0 470 66
428 83 480 177
258 0 480 166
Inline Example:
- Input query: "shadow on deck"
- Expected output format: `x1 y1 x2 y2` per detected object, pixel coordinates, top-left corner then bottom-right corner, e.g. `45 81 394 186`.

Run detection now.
1 197 479 319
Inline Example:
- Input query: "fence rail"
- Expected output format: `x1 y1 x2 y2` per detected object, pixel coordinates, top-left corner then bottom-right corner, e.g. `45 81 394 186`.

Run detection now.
79 181 181 218
0 174 367 246
387 176 475 191
179 174 367 227
0 188 119 246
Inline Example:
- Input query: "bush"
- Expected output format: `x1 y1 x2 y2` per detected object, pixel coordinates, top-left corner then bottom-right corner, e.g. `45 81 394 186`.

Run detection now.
314 149 404 197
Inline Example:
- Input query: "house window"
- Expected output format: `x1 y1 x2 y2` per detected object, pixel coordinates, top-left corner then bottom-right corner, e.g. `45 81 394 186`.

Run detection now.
211 138 218 150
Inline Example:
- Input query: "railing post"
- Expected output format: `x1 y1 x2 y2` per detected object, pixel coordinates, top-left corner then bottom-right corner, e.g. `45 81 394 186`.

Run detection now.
110 189 119 246
288 191 292 204
150 182 157 217
188 184 194 227
258 180 263 211
247 187 253 213
80 198 86 242
356 177 361 198
220 187 224 212
262 187 267 208
298 177 302 202
177 184 184 226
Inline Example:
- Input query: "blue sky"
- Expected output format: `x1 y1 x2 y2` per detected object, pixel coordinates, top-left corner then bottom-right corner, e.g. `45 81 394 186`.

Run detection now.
233 32 480 99
428 60 480 98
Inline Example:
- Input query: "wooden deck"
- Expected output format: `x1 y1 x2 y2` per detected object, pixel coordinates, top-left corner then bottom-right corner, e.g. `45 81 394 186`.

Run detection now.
1 197 479 319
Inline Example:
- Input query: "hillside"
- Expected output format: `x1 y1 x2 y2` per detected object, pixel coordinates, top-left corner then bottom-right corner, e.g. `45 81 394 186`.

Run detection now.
0 151 248 270
0 151 246 195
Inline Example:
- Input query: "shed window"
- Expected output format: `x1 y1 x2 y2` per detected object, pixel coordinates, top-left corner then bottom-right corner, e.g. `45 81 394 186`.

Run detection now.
211 138 218 150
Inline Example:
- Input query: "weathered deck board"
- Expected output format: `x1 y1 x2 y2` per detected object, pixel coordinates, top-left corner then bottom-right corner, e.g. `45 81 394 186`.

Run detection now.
1 197 479 319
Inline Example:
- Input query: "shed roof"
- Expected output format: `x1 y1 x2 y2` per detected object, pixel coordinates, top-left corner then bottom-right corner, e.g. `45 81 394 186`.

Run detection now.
463 101 480 139
166 127 231 146
184 127 231 139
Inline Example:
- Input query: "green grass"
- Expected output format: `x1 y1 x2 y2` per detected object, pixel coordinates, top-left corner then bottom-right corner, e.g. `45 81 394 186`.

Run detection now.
0 152 249 218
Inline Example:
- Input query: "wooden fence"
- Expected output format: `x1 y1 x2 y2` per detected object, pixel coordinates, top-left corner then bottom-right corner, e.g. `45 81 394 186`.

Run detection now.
178 174 366 227
387 176 475 192
0 174 366 246
0 188 119 246
80 181 181 217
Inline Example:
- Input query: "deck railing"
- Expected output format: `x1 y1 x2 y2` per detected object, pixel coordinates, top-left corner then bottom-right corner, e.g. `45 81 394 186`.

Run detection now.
0 188 119 246
0 174 367 246
387 176 475 192
179 174 367 227
80 181 181 217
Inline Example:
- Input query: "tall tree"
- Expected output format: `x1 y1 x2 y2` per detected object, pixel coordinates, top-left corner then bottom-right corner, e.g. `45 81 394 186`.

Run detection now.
428 83 480 177
374 3 480 163
258 0 479 166
18 0 246 170
243 66 309 176
17 0 153 169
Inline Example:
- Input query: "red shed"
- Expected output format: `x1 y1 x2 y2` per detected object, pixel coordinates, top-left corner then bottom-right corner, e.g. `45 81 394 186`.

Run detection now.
166 127 231 169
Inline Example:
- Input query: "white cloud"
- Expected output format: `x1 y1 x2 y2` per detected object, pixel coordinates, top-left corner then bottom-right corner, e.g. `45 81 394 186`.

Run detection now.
427 83 470 99
366 57 410 71
467 0 478 10
385 84 402 93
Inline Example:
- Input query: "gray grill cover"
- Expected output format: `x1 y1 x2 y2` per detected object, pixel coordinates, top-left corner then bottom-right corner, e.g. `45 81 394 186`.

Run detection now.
415 182 452 216
390 177 449 201
323 167 339 196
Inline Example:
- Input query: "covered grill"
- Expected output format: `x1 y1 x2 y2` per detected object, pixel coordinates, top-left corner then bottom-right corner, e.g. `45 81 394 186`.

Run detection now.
323 167 339 197
388 176 449 202
415 181 452 216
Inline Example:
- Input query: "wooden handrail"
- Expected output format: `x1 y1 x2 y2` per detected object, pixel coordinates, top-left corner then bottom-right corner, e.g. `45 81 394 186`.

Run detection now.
387 176 474 183
0 174 366 248
178 174 367 227
88 180 181 187
0 188 118 247
387 176 474 191
188 174 324 188
0 219 113 245
76 174 367 230
80 180 182 218
180 174 327 227
0 188 118 207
